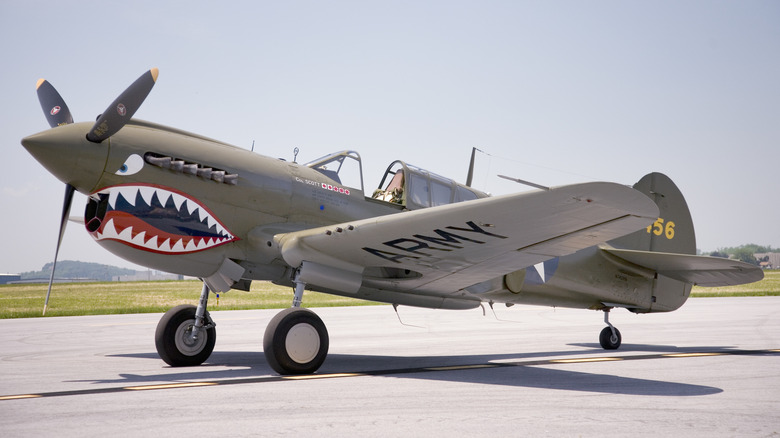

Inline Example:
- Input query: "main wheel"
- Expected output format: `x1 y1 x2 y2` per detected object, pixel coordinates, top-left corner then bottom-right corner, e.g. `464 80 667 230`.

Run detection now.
263 308 329 375
155 304 216 367
599 326 622 350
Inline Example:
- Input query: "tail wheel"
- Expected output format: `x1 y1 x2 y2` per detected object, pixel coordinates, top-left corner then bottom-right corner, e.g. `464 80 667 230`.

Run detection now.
263 308 329 375
155 304 216 366
599 326 622 350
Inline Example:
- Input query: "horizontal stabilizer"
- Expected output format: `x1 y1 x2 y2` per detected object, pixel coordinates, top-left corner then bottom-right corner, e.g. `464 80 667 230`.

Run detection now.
603 248 764 287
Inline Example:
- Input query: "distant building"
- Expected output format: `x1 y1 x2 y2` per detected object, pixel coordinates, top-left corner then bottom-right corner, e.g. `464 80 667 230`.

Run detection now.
113 270 185 282
0 274 21 285
755 253 780 270
8 277 98 284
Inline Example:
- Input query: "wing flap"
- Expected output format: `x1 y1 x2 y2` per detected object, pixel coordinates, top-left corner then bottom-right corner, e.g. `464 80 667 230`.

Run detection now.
603 248 764 287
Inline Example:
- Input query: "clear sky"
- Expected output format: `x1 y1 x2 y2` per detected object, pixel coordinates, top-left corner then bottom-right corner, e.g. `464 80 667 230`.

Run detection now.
1 0 778 274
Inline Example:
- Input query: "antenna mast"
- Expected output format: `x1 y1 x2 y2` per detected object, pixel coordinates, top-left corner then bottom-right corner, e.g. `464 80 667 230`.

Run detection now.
465 147 478 187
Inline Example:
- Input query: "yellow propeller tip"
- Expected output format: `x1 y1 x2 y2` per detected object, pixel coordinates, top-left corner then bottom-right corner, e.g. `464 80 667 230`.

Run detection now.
36 78 46 89
150 68 159 82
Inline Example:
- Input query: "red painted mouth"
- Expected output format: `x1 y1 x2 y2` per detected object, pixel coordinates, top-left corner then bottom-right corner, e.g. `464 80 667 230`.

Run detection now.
86 184 238 254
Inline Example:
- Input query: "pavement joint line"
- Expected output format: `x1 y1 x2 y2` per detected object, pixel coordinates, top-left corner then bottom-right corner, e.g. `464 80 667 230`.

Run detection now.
124 382 219 390
425 364 497 371
550 357 623 363
663 352 726 358
0 394 42 400
2 348 778 401
283 373 363 380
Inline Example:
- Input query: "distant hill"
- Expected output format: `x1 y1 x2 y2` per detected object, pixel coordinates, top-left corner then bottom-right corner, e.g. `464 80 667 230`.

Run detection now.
20 261 136 281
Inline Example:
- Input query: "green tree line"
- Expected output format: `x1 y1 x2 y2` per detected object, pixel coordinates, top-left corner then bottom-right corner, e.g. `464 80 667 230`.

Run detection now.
20 261 136 281
706 244 777 266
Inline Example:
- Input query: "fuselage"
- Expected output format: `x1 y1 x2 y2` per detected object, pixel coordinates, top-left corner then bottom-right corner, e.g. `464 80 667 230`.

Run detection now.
22 119 688 313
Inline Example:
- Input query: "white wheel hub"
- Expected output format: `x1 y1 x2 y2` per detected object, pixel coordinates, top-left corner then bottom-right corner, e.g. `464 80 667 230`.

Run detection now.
174 320 206 356
285 322 320 364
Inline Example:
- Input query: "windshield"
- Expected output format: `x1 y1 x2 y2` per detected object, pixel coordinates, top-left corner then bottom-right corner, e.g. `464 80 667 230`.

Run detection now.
305 150 364 192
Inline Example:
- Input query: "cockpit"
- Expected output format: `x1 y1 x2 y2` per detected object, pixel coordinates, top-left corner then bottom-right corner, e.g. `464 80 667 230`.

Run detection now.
306 150 487 210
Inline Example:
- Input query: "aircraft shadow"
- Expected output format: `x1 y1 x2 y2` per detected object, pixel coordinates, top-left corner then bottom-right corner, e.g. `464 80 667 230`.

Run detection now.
95 344 733 397
569 343 734 353
320 350 724 397
395 365 722 397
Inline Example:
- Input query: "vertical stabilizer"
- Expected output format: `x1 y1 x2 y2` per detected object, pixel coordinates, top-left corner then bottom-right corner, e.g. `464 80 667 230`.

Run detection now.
609 173 696 255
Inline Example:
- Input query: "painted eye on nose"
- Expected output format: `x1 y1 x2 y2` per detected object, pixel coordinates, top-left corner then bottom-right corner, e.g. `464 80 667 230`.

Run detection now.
115 154 144 175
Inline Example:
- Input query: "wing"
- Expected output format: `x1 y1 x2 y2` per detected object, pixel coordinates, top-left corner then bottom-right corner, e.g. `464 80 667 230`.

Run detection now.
275 181 659 296
603 248 764 287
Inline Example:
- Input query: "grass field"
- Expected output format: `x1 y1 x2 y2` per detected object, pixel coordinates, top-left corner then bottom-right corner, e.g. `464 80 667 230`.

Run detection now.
0 280 375 319
1 270 778 319
691 268 780 297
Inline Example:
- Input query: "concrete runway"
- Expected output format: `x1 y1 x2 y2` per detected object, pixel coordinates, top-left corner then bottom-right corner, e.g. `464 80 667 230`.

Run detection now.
1 297 779 437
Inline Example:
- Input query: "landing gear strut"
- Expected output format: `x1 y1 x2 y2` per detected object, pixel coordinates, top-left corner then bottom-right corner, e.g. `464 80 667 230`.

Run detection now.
263 267 329 375
599 309 621 350
155 282 216 366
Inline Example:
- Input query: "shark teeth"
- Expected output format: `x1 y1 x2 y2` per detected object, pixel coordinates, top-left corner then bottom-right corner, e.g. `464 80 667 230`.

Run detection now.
103 185 231 238
92 185 237 254
96 218 235 253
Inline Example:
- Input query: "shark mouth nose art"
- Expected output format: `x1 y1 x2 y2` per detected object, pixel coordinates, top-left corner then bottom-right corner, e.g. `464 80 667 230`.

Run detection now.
85 184 238 254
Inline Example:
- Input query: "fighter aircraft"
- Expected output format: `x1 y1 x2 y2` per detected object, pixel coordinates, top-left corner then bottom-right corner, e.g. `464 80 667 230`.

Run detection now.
23 68 763 375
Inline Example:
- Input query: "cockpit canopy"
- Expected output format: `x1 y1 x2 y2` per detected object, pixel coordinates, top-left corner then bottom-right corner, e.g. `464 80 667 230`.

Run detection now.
306 150 486 210
373 161 486 210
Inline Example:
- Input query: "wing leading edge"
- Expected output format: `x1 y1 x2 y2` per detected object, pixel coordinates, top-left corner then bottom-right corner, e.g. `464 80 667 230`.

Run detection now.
275 181 660 297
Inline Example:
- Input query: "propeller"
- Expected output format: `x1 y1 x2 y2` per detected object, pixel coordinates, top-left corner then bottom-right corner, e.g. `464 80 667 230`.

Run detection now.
87 68 159 143
33 68 159 315
43 184 75 316
36 79 74 127
35 78 76 315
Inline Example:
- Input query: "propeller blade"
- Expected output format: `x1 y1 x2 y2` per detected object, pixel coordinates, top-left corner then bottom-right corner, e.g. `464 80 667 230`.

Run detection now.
43 183 76 316
87 68 159 143
36 79 74 128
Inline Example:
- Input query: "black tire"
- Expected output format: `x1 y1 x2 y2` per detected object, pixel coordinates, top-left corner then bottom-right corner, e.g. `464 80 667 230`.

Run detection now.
599 326 622 350
155 304 216 367
263 308 329 375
